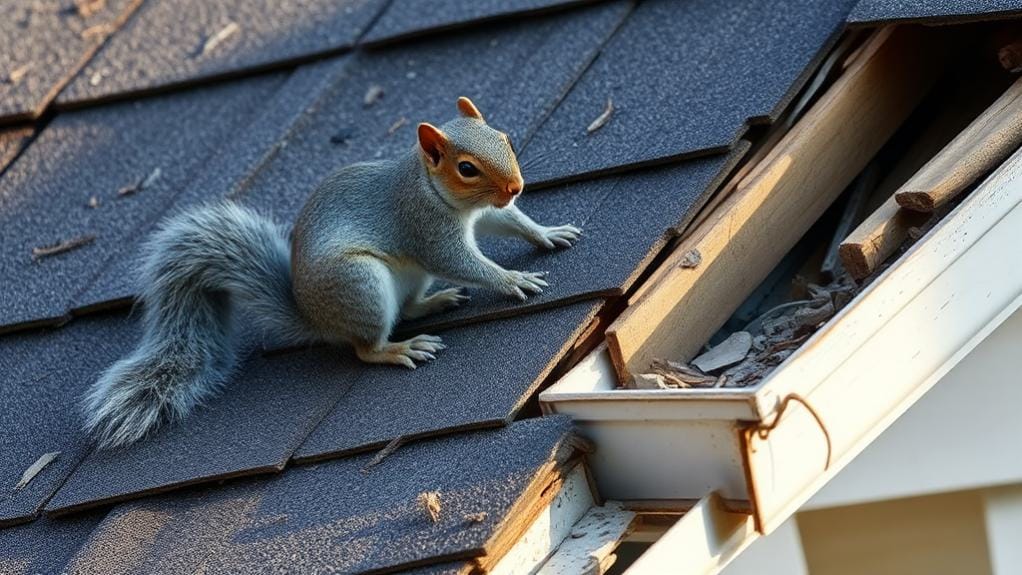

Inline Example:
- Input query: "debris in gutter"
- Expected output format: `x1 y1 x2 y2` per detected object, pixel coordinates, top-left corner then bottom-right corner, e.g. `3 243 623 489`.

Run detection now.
633 372 669 389
32 235 96 260
387 116 408 135
586 98 614 134
418 491 441 524
118 167 161 197
198 22 240 57
15 452 60 490
691 331 752 373
678 249 702 269
364 84 384 107
7 63 32 86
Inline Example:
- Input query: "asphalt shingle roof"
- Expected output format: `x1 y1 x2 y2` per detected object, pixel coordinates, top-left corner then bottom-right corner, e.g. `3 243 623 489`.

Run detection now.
3 0 1013 571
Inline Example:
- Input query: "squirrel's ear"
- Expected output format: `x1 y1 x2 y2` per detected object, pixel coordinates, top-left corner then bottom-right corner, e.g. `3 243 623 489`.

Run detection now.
417 123 448 166
456 97 485 122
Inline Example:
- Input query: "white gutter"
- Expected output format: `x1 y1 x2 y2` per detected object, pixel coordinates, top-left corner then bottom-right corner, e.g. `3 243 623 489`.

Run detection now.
542 143 1022 552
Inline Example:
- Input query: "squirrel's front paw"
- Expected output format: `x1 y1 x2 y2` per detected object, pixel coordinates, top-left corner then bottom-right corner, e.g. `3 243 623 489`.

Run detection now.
534 224 582 250
502 270 548 301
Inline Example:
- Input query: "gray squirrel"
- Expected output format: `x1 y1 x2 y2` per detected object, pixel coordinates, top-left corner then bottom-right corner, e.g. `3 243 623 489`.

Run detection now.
83 97 581 449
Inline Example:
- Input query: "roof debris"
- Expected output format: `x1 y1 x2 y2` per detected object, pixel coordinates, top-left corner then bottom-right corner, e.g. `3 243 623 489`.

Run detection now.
15 452 60 490
87 195 100 209
32 234 96 260
678 249 702 269
7 63 32 86
691 331 752 373
362 436 404 471
418 491 441 524
586 98 614 134
74 0 106 18
363 84 384 107
387 116 408 135
198 22 240 57
81 23 114 41
117 167 161 197
463 511 488 524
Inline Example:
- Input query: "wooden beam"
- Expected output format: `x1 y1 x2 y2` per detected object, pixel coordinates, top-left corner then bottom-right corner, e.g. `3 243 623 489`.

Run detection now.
537 502 637 574
624 493 756 575
895 76 1022 212
838 197 930 280
605 26 941 383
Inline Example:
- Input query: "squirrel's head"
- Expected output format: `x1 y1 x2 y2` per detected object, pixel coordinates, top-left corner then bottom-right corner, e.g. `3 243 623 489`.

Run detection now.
417 97 524 210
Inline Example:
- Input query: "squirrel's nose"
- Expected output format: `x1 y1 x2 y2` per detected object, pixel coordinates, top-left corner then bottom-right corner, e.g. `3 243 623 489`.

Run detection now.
507 179 523 197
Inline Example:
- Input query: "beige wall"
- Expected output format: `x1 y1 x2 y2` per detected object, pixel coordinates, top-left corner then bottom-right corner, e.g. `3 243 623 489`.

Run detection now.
797 490 992 575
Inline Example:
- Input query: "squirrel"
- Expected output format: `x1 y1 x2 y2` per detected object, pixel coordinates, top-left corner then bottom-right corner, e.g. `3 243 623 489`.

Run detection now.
83 97 582 449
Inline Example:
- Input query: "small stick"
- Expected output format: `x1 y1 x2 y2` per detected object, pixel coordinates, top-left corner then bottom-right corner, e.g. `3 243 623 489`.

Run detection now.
32 235 96 260
586 98 614 134
362 436 404 471
199 22 239 57
7 63 32 85
387 116 407 135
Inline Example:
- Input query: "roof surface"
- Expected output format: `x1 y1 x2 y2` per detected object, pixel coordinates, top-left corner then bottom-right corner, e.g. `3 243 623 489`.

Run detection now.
1 0 1010 572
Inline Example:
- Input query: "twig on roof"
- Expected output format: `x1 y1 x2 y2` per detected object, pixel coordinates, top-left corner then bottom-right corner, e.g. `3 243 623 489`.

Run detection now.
418 491 442 524
32 235 96 260
118 167 161 197
74 0 106 18
586 98 614 134
198 22 240 57
15 452 60 490
364 84 384 107
362 436 404 471
81 23 113 40
388 116 408 135
7 63 32 86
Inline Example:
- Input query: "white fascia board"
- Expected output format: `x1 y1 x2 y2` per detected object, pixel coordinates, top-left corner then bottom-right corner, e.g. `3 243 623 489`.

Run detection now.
542 147 1022 535
625 493 757 575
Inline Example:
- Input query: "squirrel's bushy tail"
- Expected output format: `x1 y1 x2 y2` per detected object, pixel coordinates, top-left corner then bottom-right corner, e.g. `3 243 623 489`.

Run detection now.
84 203 309 448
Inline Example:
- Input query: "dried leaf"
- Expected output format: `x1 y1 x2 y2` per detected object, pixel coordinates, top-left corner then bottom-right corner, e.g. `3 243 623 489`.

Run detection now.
418 491 441 523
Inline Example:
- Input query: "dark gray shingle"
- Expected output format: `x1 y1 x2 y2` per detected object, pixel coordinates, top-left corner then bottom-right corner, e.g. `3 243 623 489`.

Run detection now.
520 0 856 185
363 0 606 45
0 314 139 526
56 0 388 106
849 0 1022 24
0 73 284 332
65 417 578 574
0 0 140 123
296 300 601 461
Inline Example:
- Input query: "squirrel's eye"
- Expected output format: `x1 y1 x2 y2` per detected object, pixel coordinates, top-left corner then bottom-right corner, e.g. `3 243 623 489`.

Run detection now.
457 161 479 178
